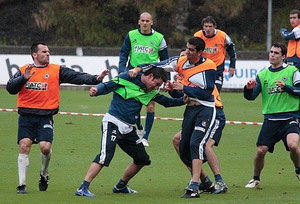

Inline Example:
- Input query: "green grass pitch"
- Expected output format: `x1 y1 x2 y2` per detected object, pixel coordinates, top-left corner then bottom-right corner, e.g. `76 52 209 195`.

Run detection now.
0 88 299 203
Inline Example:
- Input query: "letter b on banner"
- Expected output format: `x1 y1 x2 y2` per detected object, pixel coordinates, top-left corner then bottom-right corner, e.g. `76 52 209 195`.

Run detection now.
105 60 118 80
6 58 19 78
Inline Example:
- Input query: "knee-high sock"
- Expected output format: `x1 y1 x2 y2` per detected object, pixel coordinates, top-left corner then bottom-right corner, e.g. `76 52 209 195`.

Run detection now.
143 112 155 140
18 154 29 185
40 150 52 176
136 114 143 130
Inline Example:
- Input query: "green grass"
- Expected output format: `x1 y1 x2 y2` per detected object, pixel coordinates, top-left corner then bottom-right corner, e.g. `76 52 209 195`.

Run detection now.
0 89 299 204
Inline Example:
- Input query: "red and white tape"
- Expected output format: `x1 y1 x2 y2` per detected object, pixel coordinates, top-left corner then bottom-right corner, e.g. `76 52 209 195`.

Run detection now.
0 108 262 125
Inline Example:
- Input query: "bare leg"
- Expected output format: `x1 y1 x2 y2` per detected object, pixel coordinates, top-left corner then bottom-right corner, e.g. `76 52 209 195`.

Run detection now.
287 133 300 168
121 163 144 182
253 145 268 176
191 159 202 182
205 138 221 175
172 130 192 172
84 162 104 182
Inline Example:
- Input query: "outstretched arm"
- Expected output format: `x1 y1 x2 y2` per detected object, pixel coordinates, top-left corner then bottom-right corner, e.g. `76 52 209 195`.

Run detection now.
280 27 300 40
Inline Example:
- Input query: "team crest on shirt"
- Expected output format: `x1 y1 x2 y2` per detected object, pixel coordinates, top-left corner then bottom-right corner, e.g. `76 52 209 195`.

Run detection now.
282 76 288 82
201 121 207 127
45 74 50 79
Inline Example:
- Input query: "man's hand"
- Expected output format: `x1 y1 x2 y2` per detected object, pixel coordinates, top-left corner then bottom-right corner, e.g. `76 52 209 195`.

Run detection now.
164 81 174 91
275 80 285 89
229 67 235 77
183 94 190 104
129 67 142 77
280 28 287 36
89 87 98 96
172 81 184 91
246 79 256 89
24 64 35 80
97 69 109 81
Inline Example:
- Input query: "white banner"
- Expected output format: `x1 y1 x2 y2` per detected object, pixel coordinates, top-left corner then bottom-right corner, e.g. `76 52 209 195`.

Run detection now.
0 54 269 88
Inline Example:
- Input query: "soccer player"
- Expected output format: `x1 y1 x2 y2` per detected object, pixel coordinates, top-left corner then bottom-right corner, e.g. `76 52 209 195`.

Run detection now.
130 36 217 199
280 9 300 68
75 67 188 197
6 42 109 194
118 12 169 147
194 16 237 92
244 42 300 188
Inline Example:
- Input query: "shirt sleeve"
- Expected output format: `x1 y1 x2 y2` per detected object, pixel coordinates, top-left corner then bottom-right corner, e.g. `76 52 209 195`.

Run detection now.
6 70 27 95
280 27 300 40
118 34 131 73
225 34 237 68
283 70 300 96
138 56 179 72
59 66 99 85
153 93 184 107
243 76 261 100
182 69 215 100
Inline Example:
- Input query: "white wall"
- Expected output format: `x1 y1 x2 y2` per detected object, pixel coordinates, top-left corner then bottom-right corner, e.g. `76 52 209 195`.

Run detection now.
0 54 269 88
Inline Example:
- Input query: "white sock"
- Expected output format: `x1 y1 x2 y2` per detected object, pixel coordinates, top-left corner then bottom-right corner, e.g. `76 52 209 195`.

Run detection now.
18 154 29 186
40 150 52 176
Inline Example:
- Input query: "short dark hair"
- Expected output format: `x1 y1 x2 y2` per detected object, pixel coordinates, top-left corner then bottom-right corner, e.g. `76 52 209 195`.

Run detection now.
144 66 168 82
290 9 300 18
272 42 287 56
188 36 206 52
31 42 47 55
201 16 217 27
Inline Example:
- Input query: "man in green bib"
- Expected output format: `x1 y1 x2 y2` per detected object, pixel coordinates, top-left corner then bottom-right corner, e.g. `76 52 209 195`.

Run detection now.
118 12 169 147
244 42 300 188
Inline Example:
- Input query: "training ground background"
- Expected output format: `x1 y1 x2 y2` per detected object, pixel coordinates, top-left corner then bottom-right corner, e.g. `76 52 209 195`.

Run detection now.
0 89 299 204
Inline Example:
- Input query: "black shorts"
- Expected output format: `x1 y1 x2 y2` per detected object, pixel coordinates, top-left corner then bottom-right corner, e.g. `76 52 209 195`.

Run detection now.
257 118 300 153
93 121 151 167
18 115 54 144
209 108 226 146
179 105 215 165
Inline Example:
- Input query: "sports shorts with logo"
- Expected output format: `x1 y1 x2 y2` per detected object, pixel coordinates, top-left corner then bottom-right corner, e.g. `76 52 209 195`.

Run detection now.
18 115 54 144
93 121 151 167
257 118 300 153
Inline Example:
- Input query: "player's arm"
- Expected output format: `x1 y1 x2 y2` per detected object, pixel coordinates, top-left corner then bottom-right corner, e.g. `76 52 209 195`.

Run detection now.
280 28 300 40
179 70 215 100
118 34 131 73
225 34 237 76
243 76 261 100
158 38 169 60
129 57 179 78
279 71 300 96
153 93 185 107
6 65 34 94
59 66 105 85
89 80 118 97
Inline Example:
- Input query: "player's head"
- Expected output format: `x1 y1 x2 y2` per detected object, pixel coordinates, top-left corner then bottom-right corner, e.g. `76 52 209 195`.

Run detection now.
31 42 50 66
138 12 153 34
202 16 217 37
289 10 300 28
185 37 205 64
269 42 287 67
142 67 168 91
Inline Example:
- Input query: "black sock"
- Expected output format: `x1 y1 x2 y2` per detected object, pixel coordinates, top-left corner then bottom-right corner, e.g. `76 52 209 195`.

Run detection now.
116 179 128 189
253 176 260 181
201 176 212 184
295 167 300 174
80 180 90 189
